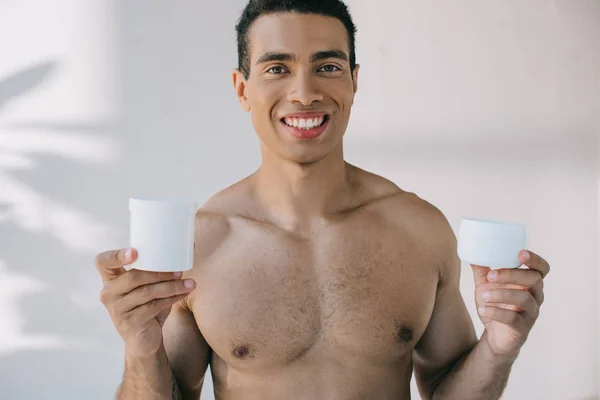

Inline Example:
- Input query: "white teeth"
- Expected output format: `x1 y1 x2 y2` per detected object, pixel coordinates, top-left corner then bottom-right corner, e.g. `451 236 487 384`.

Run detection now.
283 116 326 130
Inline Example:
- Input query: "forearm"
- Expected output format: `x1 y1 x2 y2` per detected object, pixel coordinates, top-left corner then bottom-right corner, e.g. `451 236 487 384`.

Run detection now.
432 331 518 400
116 344 182 400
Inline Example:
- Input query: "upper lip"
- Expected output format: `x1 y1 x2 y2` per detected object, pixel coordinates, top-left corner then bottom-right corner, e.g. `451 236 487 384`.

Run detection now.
280 111 328 119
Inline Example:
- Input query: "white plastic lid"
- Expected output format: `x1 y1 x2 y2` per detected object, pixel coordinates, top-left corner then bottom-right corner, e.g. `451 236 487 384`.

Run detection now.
459 218 527 241
129 197 199 215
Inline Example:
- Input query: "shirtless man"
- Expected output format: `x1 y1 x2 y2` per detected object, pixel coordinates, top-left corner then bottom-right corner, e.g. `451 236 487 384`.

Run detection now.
95 1 550 399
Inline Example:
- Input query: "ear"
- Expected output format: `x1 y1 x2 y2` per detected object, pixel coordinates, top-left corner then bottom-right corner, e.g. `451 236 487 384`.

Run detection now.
351 64 360 104
232 69 251 112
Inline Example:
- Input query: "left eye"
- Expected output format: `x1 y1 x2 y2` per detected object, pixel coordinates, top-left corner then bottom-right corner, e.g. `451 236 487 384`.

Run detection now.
318 65 340 72
268 66 286 74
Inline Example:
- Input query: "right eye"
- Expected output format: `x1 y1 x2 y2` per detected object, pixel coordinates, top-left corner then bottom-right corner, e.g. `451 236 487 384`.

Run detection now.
267 66 287 74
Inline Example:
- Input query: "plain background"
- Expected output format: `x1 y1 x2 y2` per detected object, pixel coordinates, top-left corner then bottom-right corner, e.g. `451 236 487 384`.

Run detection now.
0 0 598 399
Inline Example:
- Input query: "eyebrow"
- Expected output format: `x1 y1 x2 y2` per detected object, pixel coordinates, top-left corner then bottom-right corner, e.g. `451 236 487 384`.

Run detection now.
255 52 296 65
310 49 348 63
255 49 349 65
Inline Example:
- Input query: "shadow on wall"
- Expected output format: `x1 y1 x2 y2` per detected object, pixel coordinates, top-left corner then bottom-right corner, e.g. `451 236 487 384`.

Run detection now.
0 62 56 111
0 61 125 398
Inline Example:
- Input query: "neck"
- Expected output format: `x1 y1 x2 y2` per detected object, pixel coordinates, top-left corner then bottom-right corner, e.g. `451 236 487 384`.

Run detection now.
252 142 356 226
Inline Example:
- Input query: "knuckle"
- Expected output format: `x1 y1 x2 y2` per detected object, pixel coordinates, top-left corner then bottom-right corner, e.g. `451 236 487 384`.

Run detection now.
107 303 120 318
124 271 138 288
510 312 520 324
99 288 109 304
112 249 124 265
115 248 125 262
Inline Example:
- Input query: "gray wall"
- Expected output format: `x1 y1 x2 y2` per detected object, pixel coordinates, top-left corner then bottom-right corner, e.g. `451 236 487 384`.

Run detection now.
0 1 598 399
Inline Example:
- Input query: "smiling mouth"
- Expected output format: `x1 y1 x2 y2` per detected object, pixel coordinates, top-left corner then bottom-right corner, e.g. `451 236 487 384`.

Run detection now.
281 115 329 130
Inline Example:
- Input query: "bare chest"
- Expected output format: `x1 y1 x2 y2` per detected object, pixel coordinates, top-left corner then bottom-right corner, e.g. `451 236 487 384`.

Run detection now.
189 217 440 370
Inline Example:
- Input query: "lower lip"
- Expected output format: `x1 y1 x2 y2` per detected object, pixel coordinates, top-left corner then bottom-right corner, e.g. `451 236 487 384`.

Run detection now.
281 117 330 139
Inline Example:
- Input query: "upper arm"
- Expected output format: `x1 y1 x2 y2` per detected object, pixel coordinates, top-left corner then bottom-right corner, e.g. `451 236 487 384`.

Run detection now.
163 300 211 400
162 208 230 399
412 205 478 399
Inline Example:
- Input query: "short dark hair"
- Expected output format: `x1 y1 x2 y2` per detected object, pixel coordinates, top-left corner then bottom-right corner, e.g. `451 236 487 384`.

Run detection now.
235 0 357 79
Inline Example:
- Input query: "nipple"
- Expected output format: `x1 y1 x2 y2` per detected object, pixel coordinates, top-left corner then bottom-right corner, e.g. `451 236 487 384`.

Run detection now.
232 344 252 359
396 324 413 343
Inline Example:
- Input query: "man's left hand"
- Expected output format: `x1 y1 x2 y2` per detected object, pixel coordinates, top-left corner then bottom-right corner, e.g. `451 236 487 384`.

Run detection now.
471 250 550 358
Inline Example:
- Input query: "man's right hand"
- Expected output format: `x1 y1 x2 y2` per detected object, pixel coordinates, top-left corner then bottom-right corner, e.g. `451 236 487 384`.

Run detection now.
95 248 196 357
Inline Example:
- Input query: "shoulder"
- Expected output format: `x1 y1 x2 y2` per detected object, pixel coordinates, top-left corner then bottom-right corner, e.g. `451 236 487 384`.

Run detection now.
354 166 451 234
355 168 457 276
192 177 254 258
397 192 460 284
389 191 459 285
400 192 455 241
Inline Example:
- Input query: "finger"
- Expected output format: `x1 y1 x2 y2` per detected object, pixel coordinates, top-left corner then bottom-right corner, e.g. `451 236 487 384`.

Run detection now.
95 248 137 281
482 289 539 319
116 279 196 313
519 250 550 279
487 268 544 305
127 293 191 326
488 268 542 289
471 264 492 286
100 270 183 305
112 269 184 296
477 281 543 311
95 248 135 269
478 306 527 331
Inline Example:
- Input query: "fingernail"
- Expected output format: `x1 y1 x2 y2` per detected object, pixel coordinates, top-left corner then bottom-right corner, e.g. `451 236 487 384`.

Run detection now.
173 271 182 278
124 248 132 262
522 250 530 261
482 291 490 301
488 271 498 281
478 307 486 314
184 279 195 289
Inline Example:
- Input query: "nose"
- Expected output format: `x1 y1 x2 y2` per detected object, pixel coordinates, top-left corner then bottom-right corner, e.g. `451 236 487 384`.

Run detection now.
286 71 323 106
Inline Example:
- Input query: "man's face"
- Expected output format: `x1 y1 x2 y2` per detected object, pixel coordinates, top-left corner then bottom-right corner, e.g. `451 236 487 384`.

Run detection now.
233 13 359 164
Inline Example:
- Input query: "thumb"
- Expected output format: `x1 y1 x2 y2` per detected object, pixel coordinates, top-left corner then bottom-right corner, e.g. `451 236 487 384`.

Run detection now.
95 248 137 281
157 306 173 327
